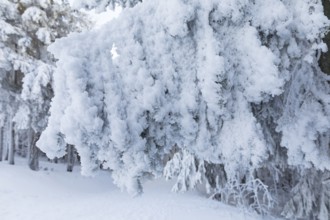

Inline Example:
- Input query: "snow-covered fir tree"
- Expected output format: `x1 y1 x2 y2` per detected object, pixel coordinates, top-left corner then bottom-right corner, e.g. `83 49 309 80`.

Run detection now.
38 0 330 219
0 0 88 168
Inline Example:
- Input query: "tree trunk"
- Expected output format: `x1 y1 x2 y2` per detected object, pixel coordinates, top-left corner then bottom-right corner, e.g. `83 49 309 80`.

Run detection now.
27 128 32 160
4 145 8 161
0 127 3 162
66 144 75 172
4 120 9 161
8 122 15 165
29 131 40 171
320 0 330 74
53 157 58 164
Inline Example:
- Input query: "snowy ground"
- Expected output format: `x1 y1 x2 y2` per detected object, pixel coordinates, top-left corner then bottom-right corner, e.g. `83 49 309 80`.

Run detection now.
0 160 277 220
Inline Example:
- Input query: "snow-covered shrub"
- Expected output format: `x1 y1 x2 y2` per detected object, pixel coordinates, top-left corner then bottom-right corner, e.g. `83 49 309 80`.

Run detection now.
164 150 204 192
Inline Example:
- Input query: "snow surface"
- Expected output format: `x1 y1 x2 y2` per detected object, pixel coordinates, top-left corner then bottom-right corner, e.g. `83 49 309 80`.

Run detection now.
0 160 277 220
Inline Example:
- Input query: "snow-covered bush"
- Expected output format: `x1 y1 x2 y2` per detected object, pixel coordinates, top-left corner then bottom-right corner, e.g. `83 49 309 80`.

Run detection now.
39 0 330 218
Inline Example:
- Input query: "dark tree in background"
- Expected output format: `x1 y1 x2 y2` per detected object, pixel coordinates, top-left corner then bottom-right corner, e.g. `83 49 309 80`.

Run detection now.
320 0 330 74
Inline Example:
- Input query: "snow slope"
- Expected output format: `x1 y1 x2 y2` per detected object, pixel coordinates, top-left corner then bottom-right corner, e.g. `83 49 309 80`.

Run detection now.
0 161 277 220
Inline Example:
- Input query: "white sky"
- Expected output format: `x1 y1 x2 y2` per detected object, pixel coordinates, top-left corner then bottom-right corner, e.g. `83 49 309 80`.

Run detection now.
65 0 122 29
87 7 122 29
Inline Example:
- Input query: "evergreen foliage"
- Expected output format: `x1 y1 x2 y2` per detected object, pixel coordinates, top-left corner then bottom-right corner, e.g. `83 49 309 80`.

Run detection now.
0 0 328 219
